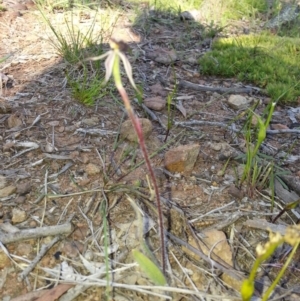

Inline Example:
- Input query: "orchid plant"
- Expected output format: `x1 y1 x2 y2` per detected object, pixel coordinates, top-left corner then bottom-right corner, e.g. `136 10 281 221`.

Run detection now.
86 39 166 273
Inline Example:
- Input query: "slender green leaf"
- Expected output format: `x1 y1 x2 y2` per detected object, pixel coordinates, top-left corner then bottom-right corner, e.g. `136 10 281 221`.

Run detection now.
132 249 166 285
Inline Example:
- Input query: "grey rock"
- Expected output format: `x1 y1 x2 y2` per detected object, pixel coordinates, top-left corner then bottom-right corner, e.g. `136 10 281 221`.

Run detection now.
227 95 252 110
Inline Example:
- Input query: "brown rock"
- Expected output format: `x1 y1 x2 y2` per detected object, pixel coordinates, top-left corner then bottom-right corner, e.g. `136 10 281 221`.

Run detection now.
149 83 167 96
0 185 17 197
24 0 35 8
144 96 166 111
17 182 31 195
0 249 10 269
46 120 60 127
228 184 244 200
81 153 90 164
62 241 84 258
12 208 27 224
120 118 152 142
50 161 60 172
70 151 80 160
78 177 90 186
11 3 28 10
164 144 199 173
29 220 37 227
15 196 27 204
73 225 89 240
85 163 101 176
16 242 33 257
183 230 234 281
3 141 15 152
271 123 289 130
227 95 252 110
0 99 12 114
147 48 177 64
202 229 233 266
7 113 22 128
82 117 99 126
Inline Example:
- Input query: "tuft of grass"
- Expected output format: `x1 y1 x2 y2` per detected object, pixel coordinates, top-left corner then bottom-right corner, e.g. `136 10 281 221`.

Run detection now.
66 67 107 106
40 11 105 64
221 0 268 20
199 33 300 103
39 2 120 105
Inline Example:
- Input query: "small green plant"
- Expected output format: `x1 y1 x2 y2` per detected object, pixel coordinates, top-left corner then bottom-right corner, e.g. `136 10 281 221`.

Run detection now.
38 0 118 64
41 12 103 63
66 68 107 106
203 20 226 39
241 227 300 301
0 54 12 64
240 102 276 195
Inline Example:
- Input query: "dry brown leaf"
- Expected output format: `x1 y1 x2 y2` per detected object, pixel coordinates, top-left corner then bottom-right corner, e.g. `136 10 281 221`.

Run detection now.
144 96 166 111
35 284 74 301
149 83 166 96
7 113 23 128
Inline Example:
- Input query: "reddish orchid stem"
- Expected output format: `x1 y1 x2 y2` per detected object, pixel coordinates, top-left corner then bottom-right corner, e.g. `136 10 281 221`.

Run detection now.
118 85 166 273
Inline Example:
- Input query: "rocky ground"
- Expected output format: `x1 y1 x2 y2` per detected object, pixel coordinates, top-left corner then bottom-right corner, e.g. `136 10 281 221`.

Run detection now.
1 1 300 301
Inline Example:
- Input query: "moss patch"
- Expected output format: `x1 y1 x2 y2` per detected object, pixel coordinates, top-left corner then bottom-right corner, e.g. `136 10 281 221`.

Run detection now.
199 34 300 103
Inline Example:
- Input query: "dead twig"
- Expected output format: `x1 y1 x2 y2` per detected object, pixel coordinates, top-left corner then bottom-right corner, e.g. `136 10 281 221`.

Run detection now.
178 79 261 94
0 222 73 244
243 218 287 235
18 236 61 281
75 128 117 136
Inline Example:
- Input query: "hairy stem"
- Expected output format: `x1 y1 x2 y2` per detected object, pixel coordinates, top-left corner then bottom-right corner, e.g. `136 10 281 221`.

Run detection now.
113 55 166 273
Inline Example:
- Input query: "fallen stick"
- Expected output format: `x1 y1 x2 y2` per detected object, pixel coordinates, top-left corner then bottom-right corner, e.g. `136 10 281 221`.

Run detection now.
0 222 73 244
243 218 286 235
178 79 261 94
176 120 300 136
18 236 61 281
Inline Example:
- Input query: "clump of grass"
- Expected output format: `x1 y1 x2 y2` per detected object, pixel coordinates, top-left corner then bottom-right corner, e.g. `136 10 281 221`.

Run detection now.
38 2 119 105
40 11 105 64
221 0 267 20
66 68 107 106
241 102 275 189
199 33 300 103
149 0 203 12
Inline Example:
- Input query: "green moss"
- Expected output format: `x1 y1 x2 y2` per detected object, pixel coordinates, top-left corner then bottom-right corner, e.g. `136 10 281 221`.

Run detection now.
199 34 300 103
